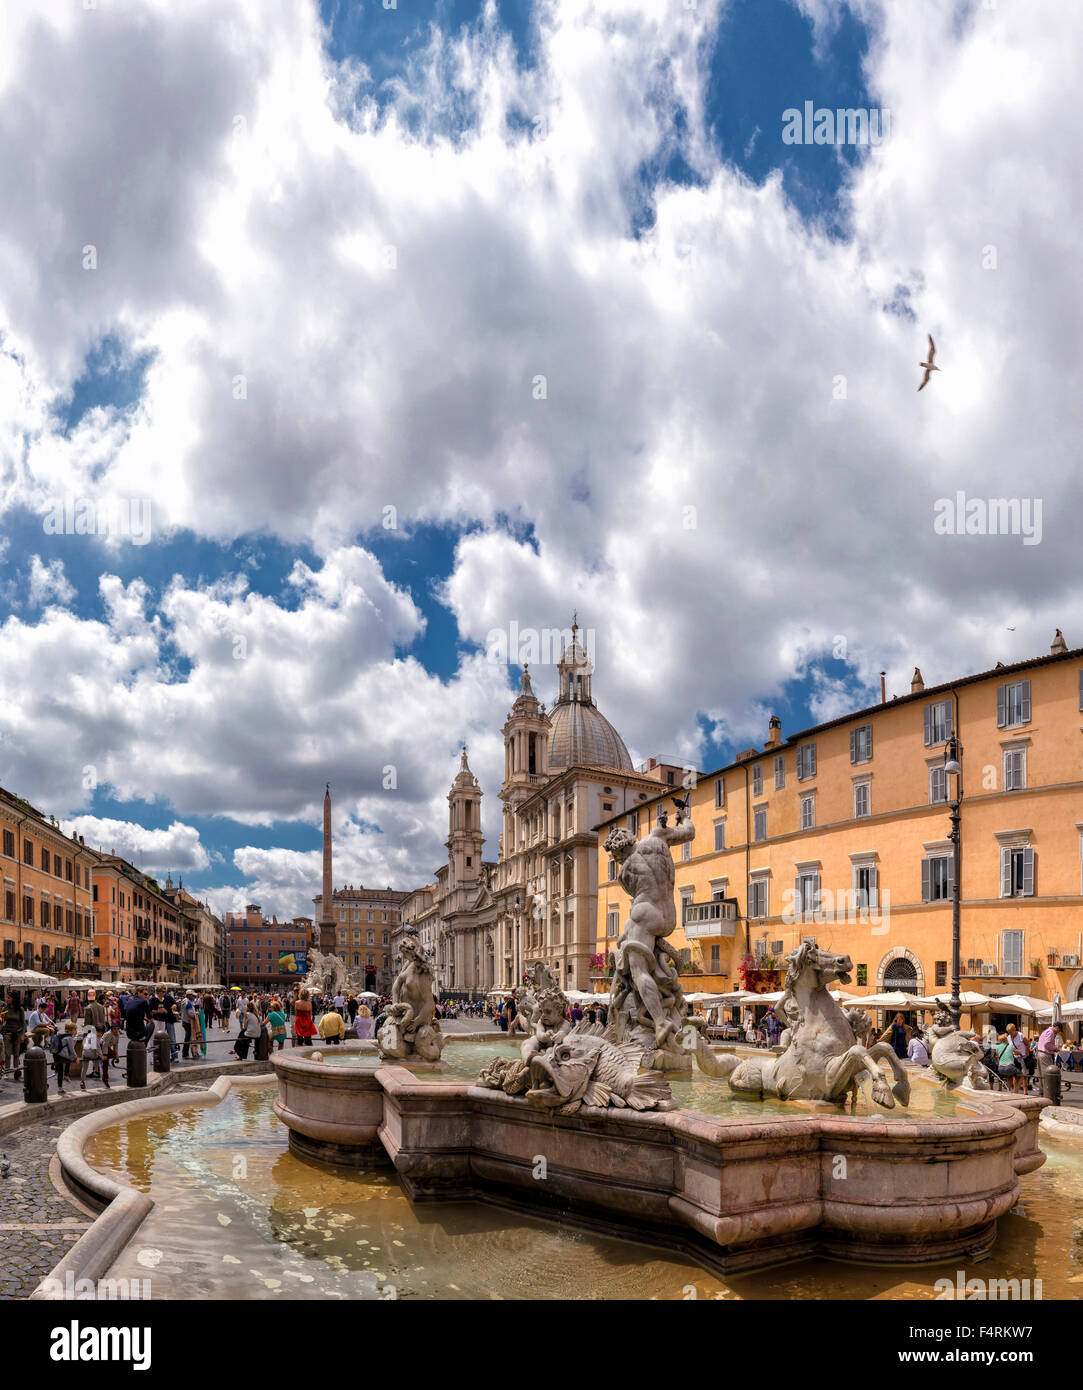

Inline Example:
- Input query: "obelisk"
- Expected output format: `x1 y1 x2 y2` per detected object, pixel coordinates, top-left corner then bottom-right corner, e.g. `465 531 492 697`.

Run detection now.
317 782 334 954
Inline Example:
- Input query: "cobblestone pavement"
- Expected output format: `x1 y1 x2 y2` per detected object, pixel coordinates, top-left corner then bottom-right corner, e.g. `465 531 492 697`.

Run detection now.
0 1119 90 1300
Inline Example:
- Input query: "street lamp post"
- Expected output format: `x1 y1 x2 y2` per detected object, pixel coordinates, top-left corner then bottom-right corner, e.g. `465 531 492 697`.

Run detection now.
943 733 963 1030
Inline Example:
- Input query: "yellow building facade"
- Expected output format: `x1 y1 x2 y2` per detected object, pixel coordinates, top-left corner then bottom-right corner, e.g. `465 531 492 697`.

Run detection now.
596 637 1083 1026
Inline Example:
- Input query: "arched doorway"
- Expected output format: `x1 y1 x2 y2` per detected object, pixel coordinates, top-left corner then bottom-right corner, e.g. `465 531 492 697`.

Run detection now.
365 970 376 991
878 949 923 1026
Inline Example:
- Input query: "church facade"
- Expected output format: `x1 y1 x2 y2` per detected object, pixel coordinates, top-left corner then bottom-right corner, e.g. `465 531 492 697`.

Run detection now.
409 622 687 997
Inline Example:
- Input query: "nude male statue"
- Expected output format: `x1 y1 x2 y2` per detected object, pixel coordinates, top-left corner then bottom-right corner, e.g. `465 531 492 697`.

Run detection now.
605 806 696 1049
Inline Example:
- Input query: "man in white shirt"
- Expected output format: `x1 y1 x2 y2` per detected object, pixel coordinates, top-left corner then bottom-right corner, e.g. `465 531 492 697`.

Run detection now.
907 1034 930 1066
333 992 346 1016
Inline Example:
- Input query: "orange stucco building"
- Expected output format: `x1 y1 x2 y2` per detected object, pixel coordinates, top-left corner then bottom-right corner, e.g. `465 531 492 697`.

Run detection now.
0 786 97 978
596 633 1083 1028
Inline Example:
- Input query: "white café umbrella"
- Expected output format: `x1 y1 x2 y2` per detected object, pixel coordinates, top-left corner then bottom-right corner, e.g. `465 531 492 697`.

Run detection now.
1037 1000 1083 1020
0 967 61 989
841 992 913 1009
912 991 993 1009
989 994 1050 1015
829 990 857 1002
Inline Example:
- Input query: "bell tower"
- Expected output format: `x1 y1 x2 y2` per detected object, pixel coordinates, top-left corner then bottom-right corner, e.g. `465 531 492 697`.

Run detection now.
447 746 484 892
499 664 551 857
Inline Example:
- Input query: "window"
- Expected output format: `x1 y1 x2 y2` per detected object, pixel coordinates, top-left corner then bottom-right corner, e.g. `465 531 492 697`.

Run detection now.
800 795 815 830
382 932 389 945
752 765 763 797
1000 846 1035 898
367 930 375 945
935 960 947 987
41 849 50 875
753 806 767 842
1 830 12 857
773 754 785 789
1003 746 1026 791
794 871 820 918
4 890 13 921
929 766 947 804
796 743 817 781
465 856 472 866
714 779 724 810
748 878 769 918
923 699 953 746
607 858 617 881
1002 929 1024 976
66 859 73 881
681 839 691 861
709 944 721 973
23 839 33 866
853 862 878 909
679 887 694 923
23 895 34 925
921 855 954 901
626 812 639 834
853 781 870 818
713 819 726 853
996 680 1031 729
606 907 619 937
850 724 872 763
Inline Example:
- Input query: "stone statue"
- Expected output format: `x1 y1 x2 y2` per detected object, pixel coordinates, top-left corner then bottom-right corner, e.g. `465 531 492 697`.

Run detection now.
508 960 557 1037
376 926 446 1063
302 949 348 1000
605 804 696 1072
683 940 911 1109
923 1008 990 1090
475 986 674 1115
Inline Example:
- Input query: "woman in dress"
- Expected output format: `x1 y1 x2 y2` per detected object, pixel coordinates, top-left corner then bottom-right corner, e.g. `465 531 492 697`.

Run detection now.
293 988 318 1047
355 1001 373 1040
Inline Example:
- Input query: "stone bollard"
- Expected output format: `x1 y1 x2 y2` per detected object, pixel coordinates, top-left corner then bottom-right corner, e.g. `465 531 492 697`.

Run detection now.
152 1032 171 1073
1040 1055 1062 1105
254 1025 271 1062
22 1045 48 1104
126 1038 148 1088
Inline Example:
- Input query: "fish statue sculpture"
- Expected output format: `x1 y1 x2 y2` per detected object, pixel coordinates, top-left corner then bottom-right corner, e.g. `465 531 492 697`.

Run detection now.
924 1010 990 1090
525 1031 675 1114
475 1018 674 1116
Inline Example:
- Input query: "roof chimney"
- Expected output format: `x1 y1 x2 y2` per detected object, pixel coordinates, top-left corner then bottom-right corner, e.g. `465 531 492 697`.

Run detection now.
880 671 886 704
911 667 925 693
1052 628 1067 654
766 715 782 748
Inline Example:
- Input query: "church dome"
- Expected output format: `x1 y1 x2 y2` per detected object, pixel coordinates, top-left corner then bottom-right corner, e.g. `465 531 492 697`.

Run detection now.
547 700 634 772
546 617 634 772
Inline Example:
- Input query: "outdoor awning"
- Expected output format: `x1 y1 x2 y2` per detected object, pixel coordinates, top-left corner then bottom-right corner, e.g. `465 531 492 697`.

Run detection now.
1036 1001 1083 1020
841 992 913 1009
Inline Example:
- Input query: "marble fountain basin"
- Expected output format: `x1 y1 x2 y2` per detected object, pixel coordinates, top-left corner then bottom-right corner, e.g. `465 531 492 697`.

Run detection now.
271 1039 1047 1276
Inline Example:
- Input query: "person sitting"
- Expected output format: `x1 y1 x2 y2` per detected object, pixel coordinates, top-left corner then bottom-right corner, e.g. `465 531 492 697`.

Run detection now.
907 1032 930 1067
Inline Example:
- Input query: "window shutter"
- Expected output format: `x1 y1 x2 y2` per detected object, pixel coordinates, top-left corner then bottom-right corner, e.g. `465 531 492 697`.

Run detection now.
1000 848 1011 898
946 855 955 899
866 725 872 759
850 728 857 762
921 858 931 903
1079 668 1083 712
1022 846 1035 897
923 705 932 745
794 876 802 916
812 873 821 913
944 702 954 739
869 865 879 909
996 684 1006 728
809 744 817 776
1020 679 1031 722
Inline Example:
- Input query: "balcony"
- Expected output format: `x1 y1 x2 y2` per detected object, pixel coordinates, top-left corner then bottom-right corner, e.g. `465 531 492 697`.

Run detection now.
682 900 737 941
1046 951 1082 970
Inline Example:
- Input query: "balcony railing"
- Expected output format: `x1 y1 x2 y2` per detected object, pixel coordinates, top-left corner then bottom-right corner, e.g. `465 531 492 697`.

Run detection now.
682 900 737 941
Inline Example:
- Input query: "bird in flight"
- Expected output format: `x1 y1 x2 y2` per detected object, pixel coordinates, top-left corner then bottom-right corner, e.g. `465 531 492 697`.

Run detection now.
918 334 940 391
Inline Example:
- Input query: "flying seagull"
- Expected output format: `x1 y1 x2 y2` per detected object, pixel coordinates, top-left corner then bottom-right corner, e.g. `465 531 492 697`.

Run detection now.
918 334 940 391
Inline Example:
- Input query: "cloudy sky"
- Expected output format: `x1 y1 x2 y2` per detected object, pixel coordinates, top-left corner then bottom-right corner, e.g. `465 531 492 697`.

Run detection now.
0 0 1077 920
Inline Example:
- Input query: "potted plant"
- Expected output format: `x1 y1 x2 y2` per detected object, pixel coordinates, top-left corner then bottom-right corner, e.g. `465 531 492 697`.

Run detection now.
1030 958 1043 977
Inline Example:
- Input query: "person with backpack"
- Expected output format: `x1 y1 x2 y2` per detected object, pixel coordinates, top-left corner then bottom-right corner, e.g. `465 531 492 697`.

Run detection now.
51 1022 78 1094
99 1025 119 1087
79 1026 103 1089
996 1032 1023 1092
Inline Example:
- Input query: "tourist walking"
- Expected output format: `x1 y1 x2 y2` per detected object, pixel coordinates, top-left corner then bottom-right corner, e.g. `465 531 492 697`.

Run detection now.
50 1022 78 1094
995 1033 1024 1092
2 995 25 1081
79 1026 102 1089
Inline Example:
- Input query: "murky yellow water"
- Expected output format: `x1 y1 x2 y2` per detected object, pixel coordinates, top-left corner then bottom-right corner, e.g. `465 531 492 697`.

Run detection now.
83 1082 1083 1300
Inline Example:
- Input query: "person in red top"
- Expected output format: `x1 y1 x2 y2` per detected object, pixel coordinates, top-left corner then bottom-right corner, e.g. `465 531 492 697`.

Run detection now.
293 988 317 1047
